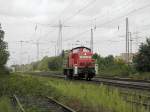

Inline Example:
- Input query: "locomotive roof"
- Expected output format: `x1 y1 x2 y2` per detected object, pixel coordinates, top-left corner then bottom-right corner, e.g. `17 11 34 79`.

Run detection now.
71 46 91 51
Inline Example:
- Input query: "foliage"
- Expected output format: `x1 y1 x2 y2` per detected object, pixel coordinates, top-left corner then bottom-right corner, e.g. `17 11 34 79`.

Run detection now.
36 56 63 71
129 72 150 80
1 73 148 112
33 74 150 112
0 96 14 112
0 27 9 74
0 74 57 97
0 73 147 112
92 53 98 59
96 55 114 69
133 38 150 72
31 61 39 71
12 56 63 72
48 56 63 71
37 56 50 71
0 74 60 112
94 54 132 76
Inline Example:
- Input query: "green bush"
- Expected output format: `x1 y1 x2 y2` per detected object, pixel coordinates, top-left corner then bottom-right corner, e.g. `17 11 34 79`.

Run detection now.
96 54 134 77
133 38 150 72
0 26 9 75
13 56 63 72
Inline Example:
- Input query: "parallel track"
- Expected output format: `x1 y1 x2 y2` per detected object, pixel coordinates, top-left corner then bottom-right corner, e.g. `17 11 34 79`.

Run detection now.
92 77 150 91
12 94 76 112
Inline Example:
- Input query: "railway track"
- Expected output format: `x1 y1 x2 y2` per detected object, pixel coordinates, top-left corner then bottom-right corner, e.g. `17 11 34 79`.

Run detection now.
23 72 150 111
11 94 76 112
96 75 150 83
28 71 150 91
92 77 150 91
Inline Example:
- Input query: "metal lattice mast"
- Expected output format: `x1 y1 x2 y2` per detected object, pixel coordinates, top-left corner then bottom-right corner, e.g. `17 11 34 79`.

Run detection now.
126 17 129 63
57 20 63 55
90 28 93 52
90 19 96 53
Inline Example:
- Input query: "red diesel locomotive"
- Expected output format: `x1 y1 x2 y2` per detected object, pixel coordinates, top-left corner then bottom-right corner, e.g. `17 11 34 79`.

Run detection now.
63 46 98 80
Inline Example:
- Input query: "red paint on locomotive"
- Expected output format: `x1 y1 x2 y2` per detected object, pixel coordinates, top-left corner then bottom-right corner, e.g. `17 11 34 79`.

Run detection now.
63 46 98 80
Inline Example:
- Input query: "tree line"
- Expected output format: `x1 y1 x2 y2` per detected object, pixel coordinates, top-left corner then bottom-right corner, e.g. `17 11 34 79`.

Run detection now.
0 25 9 74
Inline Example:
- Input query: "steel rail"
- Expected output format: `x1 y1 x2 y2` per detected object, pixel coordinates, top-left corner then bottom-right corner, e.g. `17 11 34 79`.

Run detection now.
46 96 76 112
13 94 26 112
96 75 150 83
92 78 150 91
12 94 76 112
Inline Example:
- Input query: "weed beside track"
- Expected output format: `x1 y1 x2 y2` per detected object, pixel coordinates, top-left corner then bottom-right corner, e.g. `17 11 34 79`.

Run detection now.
0 73 148 112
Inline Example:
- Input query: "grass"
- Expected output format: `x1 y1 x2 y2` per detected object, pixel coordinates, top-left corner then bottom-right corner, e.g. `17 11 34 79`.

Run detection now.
48 81 127 112
129 72 150 80
45 78 148 112
0 73 148 112
0 96 14 112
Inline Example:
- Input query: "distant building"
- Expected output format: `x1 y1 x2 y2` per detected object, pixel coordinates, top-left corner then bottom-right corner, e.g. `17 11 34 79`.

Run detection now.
115 53 136 63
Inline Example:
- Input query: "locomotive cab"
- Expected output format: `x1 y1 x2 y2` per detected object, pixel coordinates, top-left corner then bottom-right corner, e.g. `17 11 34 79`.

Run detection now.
63 46 97 80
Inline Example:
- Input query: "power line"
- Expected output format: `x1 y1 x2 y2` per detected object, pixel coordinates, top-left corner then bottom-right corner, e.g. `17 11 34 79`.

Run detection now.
63 29 90 42
39 0 74 26
60 1 132 44
63 1 150 42
35 1 136 43
63 0 96 24
96 3 150 28
92 0 130 20
73 0 131 27
64 0 131 26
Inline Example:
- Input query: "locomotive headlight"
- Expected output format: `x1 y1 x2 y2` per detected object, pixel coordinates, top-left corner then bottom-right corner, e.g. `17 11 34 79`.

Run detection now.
95 64 98 75
74 64 78 75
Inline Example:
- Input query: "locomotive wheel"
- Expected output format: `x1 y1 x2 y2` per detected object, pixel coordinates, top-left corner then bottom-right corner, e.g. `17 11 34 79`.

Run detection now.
88 77 91 81
65 69 73 80
85 74 92 81
85 74 89 81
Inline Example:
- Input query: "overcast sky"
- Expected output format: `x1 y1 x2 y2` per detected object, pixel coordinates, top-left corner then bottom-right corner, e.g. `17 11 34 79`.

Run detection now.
0 0 150 65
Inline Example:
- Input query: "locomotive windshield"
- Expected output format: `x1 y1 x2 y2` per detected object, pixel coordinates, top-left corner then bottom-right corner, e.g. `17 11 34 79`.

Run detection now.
71 47 91 53
83 48 90 52
72 49 80 53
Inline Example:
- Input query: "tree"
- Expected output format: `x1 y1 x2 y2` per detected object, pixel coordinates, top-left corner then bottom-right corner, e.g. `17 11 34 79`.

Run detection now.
92 53 98 59
105 55 114 65
48 56 63 71
0 24 9 74
133 38 150 72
